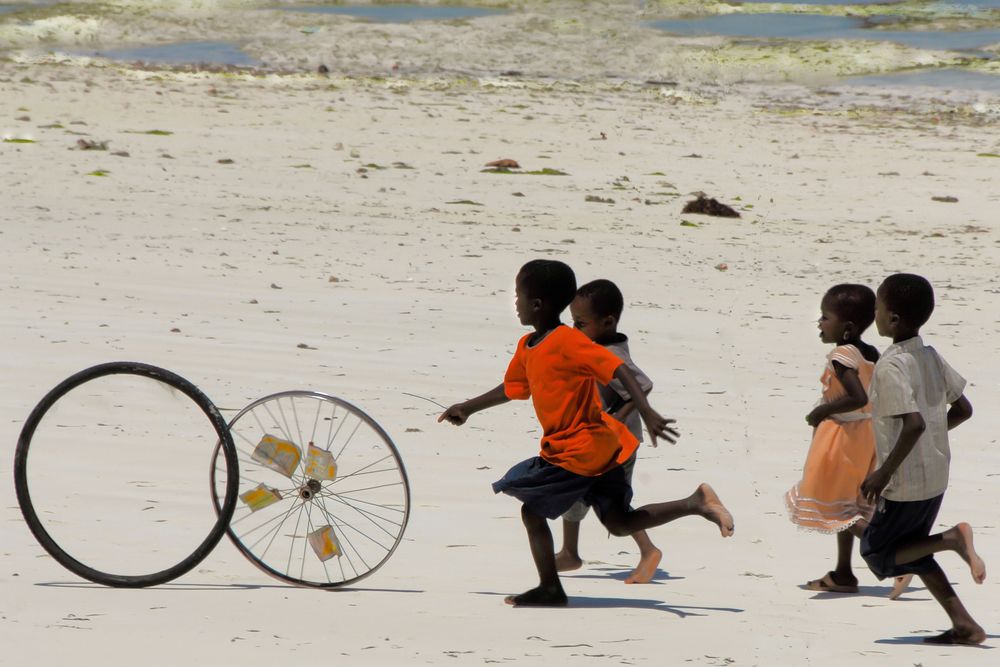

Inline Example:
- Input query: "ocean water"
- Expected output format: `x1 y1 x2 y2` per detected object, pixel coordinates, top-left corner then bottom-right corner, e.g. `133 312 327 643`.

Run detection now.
286 4 506 22
757 0 1000 5
81 42 259 67
649 14 1000 53
0 3 30 15
752 0 902 4
844 66 1000 90
4 2 1000 92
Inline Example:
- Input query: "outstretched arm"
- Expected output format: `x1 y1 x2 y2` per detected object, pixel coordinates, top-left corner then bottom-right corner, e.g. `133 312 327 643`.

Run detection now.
860 411 925 503
612 365 678 446
438 384 510 426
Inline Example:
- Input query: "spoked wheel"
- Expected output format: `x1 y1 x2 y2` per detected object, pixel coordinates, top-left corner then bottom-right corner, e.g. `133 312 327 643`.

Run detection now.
14 362 239 588
210 391 410 588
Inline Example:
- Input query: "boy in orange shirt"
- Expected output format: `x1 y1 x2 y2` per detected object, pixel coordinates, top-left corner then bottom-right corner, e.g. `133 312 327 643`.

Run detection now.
439 259 734 606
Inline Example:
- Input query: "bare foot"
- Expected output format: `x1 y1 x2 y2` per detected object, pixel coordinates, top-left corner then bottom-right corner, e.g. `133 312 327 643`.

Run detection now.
554 549 583 573
888 574 912 600
695 483 735 537
504 584 568 607
625 547 662 584
923 626 986 645
951 523 986 584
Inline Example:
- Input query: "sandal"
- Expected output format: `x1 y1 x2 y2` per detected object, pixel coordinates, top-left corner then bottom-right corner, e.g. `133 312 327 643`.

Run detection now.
805 571 859 594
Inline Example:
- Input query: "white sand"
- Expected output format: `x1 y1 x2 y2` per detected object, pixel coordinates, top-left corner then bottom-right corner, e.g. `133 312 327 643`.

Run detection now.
2 58 1000 666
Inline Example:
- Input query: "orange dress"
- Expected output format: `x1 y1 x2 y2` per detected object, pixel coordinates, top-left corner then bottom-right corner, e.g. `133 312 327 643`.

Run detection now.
786 345 876 533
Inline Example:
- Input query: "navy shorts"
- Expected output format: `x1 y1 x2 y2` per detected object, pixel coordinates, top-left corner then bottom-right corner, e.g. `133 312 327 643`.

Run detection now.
492 456 633 521
562 451 638 522
861 494 943 580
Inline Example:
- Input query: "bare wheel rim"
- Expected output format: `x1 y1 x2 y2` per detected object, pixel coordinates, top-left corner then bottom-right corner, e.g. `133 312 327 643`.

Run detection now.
211 391 410 588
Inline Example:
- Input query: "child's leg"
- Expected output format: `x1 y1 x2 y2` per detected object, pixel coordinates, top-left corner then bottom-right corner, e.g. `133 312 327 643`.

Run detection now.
624 529 662 585
555 518 583 572
917 562 985 645
831 531 859 586
555 501 589 572
505 505 568 607
893 523 986 584
601 483 734 538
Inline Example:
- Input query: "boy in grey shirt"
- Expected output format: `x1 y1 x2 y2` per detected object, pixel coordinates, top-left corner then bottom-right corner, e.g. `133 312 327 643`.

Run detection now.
860 273 985 645
554 279 662 584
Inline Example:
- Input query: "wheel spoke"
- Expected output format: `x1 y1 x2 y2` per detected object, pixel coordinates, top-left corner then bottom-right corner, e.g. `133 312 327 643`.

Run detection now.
323 492 403 539
335 418 364 459
316 494 361 578
319 489 405 527
328 454 395 485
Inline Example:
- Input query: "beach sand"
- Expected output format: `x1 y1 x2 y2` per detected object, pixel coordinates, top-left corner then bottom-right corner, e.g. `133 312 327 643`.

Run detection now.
2 50 1000 665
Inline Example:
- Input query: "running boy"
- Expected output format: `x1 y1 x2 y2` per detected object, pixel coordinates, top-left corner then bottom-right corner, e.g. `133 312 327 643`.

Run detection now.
860 273 986 645
556 279 662 584
439 260 733 607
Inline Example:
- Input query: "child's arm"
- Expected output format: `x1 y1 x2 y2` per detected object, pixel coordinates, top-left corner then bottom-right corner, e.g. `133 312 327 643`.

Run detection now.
860 411 926 503
947 394 973 430
806 361 867 427
612 365 678 446
610 388 651 424
438 384 510 426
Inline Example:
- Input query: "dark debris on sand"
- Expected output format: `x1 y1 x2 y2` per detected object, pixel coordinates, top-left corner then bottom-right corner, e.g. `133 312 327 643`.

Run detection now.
682 195 741 218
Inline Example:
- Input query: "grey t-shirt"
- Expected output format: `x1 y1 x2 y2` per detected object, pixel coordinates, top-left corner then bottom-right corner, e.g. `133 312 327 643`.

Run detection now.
600 334 653 443
869 336 966 501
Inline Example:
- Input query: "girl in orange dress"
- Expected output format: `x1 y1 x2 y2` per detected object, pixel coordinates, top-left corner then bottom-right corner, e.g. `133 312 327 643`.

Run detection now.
787 284 879 594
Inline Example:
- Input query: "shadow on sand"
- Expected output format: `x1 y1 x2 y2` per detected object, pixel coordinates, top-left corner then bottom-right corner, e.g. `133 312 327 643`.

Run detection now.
800 583 930 601
474 591 743 618
875 634 998 648
564 566 683 585
37 581 425 593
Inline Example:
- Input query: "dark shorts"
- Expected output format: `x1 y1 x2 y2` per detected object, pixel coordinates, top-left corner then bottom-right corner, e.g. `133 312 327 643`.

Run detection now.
492 456 633 521
861 494 943 580
562 451 638 522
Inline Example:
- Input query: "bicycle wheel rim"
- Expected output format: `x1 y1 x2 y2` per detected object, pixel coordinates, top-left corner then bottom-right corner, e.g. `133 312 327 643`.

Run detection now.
211 391 410 588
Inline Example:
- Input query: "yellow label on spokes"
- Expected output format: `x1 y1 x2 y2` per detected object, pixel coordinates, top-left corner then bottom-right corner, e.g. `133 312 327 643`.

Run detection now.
251 434 302 478
308 525 341 561
240 484 282 512
304 443 337 481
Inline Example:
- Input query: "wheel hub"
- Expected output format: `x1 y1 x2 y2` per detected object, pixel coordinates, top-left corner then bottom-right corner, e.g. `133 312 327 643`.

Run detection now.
299 478 322 500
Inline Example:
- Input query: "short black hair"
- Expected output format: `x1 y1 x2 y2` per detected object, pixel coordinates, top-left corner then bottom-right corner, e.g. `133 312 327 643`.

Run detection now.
577 279 624 320
824 284 875 332
878 273 935 329
517 259 577 312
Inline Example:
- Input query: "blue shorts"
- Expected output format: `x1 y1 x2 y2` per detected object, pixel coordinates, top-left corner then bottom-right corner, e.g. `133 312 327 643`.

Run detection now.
861 494 943 580
492 457 633 521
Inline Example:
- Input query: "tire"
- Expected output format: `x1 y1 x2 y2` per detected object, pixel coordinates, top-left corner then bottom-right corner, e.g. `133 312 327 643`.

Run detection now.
14 362 239 588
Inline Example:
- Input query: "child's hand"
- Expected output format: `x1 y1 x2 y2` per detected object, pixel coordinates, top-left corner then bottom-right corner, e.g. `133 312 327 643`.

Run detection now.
438 403 469 426
860 467 890 504
641 408 679 447
805 406 828 427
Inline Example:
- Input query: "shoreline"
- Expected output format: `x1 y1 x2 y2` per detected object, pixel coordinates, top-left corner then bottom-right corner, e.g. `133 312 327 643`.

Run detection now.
0 1 998 103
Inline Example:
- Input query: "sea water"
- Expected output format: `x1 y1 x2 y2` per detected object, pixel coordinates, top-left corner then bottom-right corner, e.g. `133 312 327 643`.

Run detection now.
285 4 506 22
80 41 260 67
649 14 1000 55
3 1 1000 91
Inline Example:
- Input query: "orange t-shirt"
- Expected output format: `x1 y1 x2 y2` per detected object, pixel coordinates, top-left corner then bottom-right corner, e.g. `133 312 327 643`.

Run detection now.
503 325 640 476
